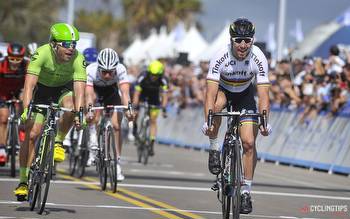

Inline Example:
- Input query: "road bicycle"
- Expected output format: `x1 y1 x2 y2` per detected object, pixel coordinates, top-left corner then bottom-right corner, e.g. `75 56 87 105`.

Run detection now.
208 108 267 219
5 100 22 177
27 103 82 214
88 103 132 193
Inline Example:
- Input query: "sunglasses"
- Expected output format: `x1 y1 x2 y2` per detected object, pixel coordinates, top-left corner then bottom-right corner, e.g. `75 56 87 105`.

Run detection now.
232 37 253 44
56 41 77 49
101 70 116 75
8 56 23 63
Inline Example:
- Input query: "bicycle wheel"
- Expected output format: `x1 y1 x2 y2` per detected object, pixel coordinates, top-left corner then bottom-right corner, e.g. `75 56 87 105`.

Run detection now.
97 129 107 191
106 126 117 193
37 132 54 214
68 128 78 176
10 122 19 177
77 128 89 178
28 136 43 211
140 118 150 165
221 143 231 219
231 140 242 219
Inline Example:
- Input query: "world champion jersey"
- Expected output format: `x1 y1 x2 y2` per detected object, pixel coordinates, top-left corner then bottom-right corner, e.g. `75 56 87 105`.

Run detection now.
207 44 270 93
86 62 129 87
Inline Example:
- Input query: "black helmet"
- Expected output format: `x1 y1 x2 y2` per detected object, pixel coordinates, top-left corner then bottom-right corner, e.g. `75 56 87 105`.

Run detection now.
7 43 26 57
229 18 255 38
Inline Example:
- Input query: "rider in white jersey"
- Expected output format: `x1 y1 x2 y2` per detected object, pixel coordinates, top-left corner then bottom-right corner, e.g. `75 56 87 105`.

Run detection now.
85 48 132 181
203 18 271 214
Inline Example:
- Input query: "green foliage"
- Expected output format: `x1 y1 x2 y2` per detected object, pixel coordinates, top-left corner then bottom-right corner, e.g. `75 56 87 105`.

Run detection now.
0 0 66 45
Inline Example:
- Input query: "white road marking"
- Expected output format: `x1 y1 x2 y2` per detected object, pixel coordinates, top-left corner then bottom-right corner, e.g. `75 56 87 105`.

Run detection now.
1 178 349 201
0 201 321 219
128 168 206 177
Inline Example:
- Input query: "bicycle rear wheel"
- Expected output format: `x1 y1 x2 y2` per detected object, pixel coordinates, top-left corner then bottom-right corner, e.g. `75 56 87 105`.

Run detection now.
107 126 117 193
221 143 231 219
231 140 242 219
37 133 54 214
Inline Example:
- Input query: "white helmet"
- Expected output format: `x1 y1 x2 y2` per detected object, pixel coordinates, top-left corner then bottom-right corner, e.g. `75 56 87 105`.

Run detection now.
97 48 119 71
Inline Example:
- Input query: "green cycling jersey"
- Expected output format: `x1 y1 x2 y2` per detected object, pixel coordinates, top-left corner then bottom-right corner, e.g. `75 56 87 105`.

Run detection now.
27 44 86 87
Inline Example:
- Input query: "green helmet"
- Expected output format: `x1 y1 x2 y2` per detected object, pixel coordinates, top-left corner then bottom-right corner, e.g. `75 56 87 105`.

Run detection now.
50 23 79 41
148 60 164 75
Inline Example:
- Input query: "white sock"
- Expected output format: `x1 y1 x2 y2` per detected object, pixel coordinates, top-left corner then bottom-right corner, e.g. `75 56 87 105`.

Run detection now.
241 179 252 194
89 124 97 135
209 138 220 151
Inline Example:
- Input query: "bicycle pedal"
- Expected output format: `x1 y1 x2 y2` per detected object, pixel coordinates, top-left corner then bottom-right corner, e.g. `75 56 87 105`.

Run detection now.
211 182 220 191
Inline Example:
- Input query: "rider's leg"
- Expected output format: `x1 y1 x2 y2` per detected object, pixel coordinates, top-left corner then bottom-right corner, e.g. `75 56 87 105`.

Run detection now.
149 109 159 156
54 94 74 162
111 112 122 158
207 90 226 175
0 107 9 146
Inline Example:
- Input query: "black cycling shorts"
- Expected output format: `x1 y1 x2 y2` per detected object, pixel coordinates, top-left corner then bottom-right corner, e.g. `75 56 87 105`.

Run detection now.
219 84 258 124
140 93 160 106
94 84 121 106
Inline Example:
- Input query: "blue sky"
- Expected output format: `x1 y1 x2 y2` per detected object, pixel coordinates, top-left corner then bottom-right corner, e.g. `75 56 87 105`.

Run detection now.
71 0 350 46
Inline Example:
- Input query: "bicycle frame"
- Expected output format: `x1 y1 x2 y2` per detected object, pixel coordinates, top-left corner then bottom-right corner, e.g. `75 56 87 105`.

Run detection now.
208 109 267 219
5 100 21 177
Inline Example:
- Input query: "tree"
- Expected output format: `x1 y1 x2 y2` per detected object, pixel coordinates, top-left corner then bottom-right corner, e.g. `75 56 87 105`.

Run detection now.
121 0 201 38
0 0 66 44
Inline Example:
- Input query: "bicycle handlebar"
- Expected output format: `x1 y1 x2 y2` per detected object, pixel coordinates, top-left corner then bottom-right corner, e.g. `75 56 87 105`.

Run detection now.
207 109 267 129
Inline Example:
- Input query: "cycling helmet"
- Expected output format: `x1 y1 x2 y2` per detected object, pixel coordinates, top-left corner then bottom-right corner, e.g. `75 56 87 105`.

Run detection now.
49 23 79 41
148 60 164 75
229 18 255 38
97 48 119 71
83 47 98 65
7 43 26 57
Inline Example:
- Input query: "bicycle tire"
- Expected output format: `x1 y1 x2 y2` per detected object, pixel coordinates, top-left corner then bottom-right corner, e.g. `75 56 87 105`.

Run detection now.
77 128 89 178
68 128 78 176
107 126 117 193
231 140 242 219
136 116 146 163
28 134 44 211
221 143 231 219
10 123 18 177
141 118 150 165
97 129 107 191
37 132 54 214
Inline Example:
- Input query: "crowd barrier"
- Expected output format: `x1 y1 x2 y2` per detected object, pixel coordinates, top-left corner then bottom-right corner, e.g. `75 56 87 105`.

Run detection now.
156 106 350 175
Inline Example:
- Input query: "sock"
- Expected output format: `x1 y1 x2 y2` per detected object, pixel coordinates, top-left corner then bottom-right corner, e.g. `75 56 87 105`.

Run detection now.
89 124 97 135
55 130 66 143
19 167 29 184
209 138 220 151
242 179 252 194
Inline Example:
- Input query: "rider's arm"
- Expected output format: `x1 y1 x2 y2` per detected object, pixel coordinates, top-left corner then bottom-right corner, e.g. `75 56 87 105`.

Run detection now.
73 53 87 111
119 82 131 106
257 85 270 118
85 85 95 107
205 80 219 121
22 74 38 109
133 87 141 107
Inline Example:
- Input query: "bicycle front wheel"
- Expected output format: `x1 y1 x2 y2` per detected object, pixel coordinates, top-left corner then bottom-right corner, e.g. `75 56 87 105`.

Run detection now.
106 126 117 193
9 122 18 177
231 140 242 219
77 128 89 178
37 132 54 214
221 144 231 219
97 129 107 191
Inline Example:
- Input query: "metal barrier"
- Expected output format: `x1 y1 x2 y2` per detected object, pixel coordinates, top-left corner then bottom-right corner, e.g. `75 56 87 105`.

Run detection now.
156 106 350 175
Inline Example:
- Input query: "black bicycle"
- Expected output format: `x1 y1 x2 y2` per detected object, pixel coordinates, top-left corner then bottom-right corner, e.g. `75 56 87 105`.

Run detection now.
27 103 81 214
67 126 89 178
208 108 267 219
89 103 132 193
135 103 160 165
5 100 21 177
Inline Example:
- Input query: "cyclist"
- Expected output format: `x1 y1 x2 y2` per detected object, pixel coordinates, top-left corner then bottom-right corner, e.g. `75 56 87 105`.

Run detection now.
0 43 29 165
83 47 98 66
85 48 133 180
14 23 86 201
202 18 271 214
132 60 168 156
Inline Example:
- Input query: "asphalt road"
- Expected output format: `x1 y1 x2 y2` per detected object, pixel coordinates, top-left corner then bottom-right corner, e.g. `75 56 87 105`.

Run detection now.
1 141 349 219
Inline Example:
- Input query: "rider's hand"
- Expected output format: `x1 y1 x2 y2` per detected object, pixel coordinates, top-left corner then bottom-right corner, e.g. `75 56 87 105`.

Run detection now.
125 110 133 121
74 112 84 130
260 123 272 136
202 122 215 136
20 107 28 123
